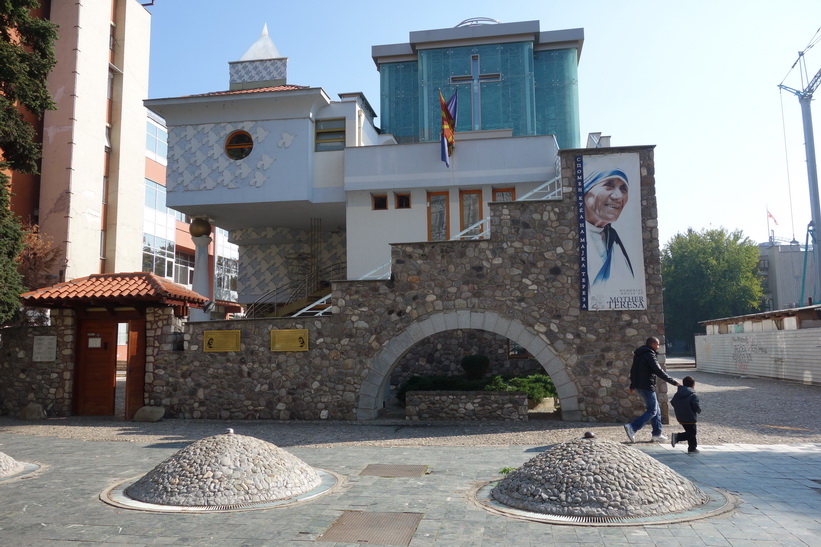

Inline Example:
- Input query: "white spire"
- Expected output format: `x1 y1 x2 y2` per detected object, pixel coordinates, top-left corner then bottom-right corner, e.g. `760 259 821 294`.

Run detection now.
239 23 281 61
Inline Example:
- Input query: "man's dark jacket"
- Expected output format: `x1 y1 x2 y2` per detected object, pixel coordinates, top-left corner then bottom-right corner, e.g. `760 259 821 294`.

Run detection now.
671 385 701 423
629 345 677 390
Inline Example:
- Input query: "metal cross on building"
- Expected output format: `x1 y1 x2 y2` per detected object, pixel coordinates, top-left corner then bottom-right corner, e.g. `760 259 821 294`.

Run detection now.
449 54 502 130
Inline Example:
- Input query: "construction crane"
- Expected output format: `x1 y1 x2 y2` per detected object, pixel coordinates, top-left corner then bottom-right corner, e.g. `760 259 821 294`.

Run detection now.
778 57 821 305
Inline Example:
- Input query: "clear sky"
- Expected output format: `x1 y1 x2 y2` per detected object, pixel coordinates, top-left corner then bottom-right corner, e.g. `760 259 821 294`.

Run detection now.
145 0 821 248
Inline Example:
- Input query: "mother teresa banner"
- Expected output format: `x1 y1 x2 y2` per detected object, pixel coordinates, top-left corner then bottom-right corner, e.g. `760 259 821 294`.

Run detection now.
575 153 647 311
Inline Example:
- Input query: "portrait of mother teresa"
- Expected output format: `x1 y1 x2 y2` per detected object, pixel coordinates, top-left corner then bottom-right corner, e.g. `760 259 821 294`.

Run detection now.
583 168 634 286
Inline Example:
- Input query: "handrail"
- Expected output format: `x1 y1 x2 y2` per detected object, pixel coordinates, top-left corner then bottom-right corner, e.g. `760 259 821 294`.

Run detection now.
292 293 332 317
245 262 345 318
357 261 392 280
452 216 490 240
516 174 562 201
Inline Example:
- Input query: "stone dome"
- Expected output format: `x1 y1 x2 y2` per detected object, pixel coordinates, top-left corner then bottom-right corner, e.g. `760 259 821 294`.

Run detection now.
491 438 708 518
125 433 321 507
0 451 24 478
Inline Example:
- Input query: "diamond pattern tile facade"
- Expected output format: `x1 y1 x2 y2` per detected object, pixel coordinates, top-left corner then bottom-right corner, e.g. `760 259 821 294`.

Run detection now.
229 59 287 86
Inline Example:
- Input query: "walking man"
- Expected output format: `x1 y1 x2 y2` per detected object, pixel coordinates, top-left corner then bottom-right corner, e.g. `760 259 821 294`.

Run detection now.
624 336 679 443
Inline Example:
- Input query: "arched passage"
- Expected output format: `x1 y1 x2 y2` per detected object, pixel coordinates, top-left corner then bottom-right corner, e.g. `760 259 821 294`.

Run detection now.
356 310 582 420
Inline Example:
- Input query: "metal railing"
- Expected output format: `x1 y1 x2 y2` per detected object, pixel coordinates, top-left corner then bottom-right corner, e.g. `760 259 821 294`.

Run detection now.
245 262 345 318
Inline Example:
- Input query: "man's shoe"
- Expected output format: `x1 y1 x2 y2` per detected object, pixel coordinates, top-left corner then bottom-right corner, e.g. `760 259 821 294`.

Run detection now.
671 433 678 448
623 424 635 443
652 434 668 442
688 449 700 454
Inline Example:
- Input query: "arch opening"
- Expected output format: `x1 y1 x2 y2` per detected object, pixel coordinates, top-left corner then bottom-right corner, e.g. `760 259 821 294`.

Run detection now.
357 311 582 421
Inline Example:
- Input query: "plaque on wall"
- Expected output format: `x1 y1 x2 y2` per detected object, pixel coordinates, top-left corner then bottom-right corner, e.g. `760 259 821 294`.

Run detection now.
32 335 57 362
203 330 241 352
270 329 309 352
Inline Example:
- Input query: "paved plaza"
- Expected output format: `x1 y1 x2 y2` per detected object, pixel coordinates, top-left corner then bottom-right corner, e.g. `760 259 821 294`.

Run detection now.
1 428 819 546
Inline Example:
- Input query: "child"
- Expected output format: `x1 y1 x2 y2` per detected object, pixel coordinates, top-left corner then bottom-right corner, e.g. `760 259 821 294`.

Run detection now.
670 376 701 454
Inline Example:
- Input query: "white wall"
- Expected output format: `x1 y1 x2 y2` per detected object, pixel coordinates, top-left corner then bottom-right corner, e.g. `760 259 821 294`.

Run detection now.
695 329 821 385
39 0 150 280
106 0 151 273
344 136 560 278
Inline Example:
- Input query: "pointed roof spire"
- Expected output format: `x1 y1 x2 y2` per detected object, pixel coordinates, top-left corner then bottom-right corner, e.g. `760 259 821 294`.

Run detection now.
239 23 281 61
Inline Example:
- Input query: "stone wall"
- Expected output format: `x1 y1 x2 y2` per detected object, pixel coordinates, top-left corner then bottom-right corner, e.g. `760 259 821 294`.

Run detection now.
0 309 76 416
1 146 666 424
389 329 543 388
404 390 528 421
144 145 665 423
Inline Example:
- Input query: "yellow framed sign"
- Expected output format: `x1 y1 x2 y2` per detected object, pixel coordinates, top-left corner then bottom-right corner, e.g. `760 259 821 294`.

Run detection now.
203 330 241 352
270 329 309 352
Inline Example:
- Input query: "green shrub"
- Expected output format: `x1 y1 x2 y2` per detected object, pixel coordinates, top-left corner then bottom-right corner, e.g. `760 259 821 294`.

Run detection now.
460 354 490 379
481 374 557 405
507 374 557 401
396 373 558 407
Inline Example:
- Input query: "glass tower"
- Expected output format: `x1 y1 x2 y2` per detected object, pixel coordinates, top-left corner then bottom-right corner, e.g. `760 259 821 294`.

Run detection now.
375 21 582 149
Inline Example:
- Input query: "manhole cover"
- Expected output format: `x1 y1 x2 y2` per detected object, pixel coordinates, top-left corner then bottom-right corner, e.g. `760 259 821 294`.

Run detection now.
317 511 423 545
359 464 429 477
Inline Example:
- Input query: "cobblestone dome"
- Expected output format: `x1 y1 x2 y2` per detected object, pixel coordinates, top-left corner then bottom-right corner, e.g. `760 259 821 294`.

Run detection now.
0 451 24 478
491 438 709 517
125 432 322 507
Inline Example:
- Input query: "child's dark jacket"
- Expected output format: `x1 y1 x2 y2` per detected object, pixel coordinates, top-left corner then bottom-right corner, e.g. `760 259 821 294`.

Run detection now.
670 385 701 424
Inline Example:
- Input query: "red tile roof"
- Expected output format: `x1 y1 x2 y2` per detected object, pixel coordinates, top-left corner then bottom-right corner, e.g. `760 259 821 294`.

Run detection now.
20 272 209 308
188 84 309 97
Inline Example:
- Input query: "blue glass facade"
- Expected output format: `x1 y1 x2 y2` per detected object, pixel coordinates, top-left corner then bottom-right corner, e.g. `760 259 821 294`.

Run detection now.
379 42 580 149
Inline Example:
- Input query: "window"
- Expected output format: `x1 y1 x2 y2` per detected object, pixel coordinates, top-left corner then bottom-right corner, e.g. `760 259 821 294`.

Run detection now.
174 252 195 286
146 119 168 161
214 228 239 302
427 191 449 241
144 178 162 210
142 234 175 279
145 179 188 221
315 118 346 151
395 193 411 209
225 130 253 160
460 189 483 239
493 188 515 202
215 256 239 302
508 340 529 359
372 194 388 210
172 209 189 223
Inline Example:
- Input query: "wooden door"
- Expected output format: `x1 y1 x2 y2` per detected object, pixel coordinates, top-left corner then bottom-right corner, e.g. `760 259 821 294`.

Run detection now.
124 319 146 420
75 320 118 415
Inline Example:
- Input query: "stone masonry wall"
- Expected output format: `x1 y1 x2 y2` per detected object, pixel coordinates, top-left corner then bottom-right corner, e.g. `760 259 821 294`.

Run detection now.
0 309 76 417
404 391 529 421
146 145 666 423
390 329 543 389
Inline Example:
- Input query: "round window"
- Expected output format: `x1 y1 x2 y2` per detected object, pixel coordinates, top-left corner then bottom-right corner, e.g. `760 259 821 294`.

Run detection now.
225 131 253 160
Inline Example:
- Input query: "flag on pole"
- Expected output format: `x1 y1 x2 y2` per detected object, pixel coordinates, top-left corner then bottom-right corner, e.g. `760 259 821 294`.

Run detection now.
767 209 778 225
440 90 458 167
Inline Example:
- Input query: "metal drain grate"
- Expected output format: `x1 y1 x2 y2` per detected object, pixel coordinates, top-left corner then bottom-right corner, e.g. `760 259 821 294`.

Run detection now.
359 464 429 477
317 511 423 545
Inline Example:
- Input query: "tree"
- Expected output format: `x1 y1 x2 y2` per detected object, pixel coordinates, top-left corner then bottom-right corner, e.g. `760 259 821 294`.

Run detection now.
0 1 58 323
16 223 61 290
662 228 763 351
0 183 25 322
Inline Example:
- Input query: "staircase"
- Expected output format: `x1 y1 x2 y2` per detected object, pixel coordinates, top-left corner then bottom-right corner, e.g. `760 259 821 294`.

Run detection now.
245 262 344 319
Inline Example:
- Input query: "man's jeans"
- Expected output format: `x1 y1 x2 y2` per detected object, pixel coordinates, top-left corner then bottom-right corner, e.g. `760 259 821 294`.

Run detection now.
630 388 662 436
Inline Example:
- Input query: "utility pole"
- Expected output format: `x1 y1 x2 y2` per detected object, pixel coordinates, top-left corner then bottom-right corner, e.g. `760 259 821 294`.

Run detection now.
779 62 821 304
